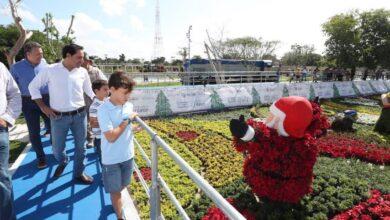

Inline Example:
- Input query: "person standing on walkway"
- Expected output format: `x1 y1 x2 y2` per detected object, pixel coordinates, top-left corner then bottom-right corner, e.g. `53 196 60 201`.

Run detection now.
10 42 51 169
0 61 22 220
97 71 141 220
29 44 95 184
81 53 107 148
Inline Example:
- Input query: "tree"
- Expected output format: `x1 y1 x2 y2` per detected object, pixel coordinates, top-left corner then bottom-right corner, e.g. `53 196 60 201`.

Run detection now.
222 37 279 62
352 82 361 96
3 0 33 66
0 25 73 65
333 84 341 98
322 12 361 72
309 85 316 100
251 87 261 105
282 85 289 97
119 53 126 63
42 13 75 61
210 90 225 110
151 57 165 64
360 9 390 69
281 44 322 66
171 59 183 66
155 91 172 117
129 58 142 64
192 55 202 60
177 47 188 61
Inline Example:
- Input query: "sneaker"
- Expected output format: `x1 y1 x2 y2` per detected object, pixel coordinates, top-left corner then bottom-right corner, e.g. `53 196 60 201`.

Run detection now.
37 160 47 169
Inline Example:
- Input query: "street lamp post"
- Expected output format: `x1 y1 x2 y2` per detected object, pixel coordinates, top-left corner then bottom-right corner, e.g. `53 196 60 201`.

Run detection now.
186 25 192 71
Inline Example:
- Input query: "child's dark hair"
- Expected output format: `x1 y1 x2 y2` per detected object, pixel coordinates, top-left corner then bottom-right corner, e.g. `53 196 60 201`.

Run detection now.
108 70 136 92
92 79 108 91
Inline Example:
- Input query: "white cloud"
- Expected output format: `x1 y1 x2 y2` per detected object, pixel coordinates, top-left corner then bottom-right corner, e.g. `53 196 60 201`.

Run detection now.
18 8 39 24
53 12 150 59
0 3 39 24
133 0 145 8
130 15 144 31
99 0 129 16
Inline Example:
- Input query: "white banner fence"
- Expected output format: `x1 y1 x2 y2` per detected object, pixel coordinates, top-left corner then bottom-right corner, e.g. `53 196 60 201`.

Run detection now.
129 80 390 117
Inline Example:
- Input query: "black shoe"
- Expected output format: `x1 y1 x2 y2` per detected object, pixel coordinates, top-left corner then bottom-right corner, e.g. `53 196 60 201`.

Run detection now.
86 140 94 149
53 163 68 178
75 174 94 184
37 160 47 169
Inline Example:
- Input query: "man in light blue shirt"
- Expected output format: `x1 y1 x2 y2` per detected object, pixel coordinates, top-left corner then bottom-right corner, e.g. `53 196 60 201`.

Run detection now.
0 61 22 220
10 42 51 169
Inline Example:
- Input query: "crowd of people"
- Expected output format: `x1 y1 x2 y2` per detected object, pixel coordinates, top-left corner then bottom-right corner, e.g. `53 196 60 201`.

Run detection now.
284 66 390 83
0 42 140 220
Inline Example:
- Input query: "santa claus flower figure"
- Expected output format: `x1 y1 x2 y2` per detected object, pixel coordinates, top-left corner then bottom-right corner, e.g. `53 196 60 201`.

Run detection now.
230 96 329 203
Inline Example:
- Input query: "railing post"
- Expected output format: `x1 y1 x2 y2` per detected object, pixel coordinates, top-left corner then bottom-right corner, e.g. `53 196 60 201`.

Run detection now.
150 139 162 220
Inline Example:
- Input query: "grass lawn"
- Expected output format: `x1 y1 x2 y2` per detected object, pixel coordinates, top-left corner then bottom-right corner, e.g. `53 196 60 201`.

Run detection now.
9 140 28 164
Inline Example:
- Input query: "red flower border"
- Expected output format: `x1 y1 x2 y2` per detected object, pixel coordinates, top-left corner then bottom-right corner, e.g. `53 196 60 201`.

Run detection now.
317 134 390 165
332 190 390 220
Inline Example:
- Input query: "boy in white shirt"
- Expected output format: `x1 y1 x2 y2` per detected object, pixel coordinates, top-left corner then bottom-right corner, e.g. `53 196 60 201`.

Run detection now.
97 71 141 220
89 79 109 165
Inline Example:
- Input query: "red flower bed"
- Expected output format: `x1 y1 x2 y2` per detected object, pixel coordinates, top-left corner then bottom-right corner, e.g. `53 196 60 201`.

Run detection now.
317 134 390 165
332 190 390 220
202 198 256 220
133 167 152 182
176 130 199 141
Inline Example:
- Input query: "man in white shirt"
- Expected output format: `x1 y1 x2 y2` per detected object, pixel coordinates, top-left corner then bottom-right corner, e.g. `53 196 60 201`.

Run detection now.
29 44 95 184
0 61 22 220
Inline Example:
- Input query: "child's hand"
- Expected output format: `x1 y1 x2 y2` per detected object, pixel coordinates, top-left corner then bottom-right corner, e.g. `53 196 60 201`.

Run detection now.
132 124 143 133
122 112 138 122
90 117 99 128
130 112 139 120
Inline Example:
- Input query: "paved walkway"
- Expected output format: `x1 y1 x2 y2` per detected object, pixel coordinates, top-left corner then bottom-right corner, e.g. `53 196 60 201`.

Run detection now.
10 131 140 220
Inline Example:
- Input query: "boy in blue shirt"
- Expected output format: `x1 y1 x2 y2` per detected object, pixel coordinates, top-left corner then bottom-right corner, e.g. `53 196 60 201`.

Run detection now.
97 71 141 220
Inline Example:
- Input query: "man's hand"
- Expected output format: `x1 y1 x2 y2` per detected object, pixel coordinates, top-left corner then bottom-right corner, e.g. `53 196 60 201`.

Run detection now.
90 117 99 128
41 105 57 118
0 118 8 128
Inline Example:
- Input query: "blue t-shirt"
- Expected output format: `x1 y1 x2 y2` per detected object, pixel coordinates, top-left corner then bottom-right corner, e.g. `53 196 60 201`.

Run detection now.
10 59 49 96
97 100 134 165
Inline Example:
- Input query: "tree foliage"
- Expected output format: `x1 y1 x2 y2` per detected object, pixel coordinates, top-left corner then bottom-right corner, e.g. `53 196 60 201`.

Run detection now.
322 9 390 69
281 44 322 66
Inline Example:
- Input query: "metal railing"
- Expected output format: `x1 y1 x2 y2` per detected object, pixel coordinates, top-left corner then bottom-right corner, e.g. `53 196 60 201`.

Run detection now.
132 116 246 220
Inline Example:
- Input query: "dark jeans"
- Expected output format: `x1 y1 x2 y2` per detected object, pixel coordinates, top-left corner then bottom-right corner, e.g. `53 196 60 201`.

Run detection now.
22 94 51 161
94 138 102 166
0 126 16 220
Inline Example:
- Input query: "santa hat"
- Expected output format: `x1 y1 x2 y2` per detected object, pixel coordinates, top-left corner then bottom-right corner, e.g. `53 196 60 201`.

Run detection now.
268 96 313 138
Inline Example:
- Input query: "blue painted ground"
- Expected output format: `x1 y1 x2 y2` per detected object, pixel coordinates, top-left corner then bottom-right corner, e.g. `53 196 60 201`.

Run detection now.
12 132 118 220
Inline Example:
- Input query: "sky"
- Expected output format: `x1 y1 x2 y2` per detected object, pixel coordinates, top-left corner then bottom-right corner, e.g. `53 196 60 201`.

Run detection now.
0 0 389 61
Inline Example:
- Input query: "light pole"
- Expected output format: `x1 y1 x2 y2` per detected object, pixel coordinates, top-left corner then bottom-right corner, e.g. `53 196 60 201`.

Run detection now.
186 25 192 71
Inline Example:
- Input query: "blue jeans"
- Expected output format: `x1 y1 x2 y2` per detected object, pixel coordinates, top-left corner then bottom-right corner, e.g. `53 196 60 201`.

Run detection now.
22 94 51 161
51 111 87 177
0 126 16 220
94 138 102 166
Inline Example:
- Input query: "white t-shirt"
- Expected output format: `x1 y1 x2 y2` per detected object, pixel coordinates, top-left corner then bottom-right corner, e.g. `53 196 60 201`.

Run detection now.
89 98 106 139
